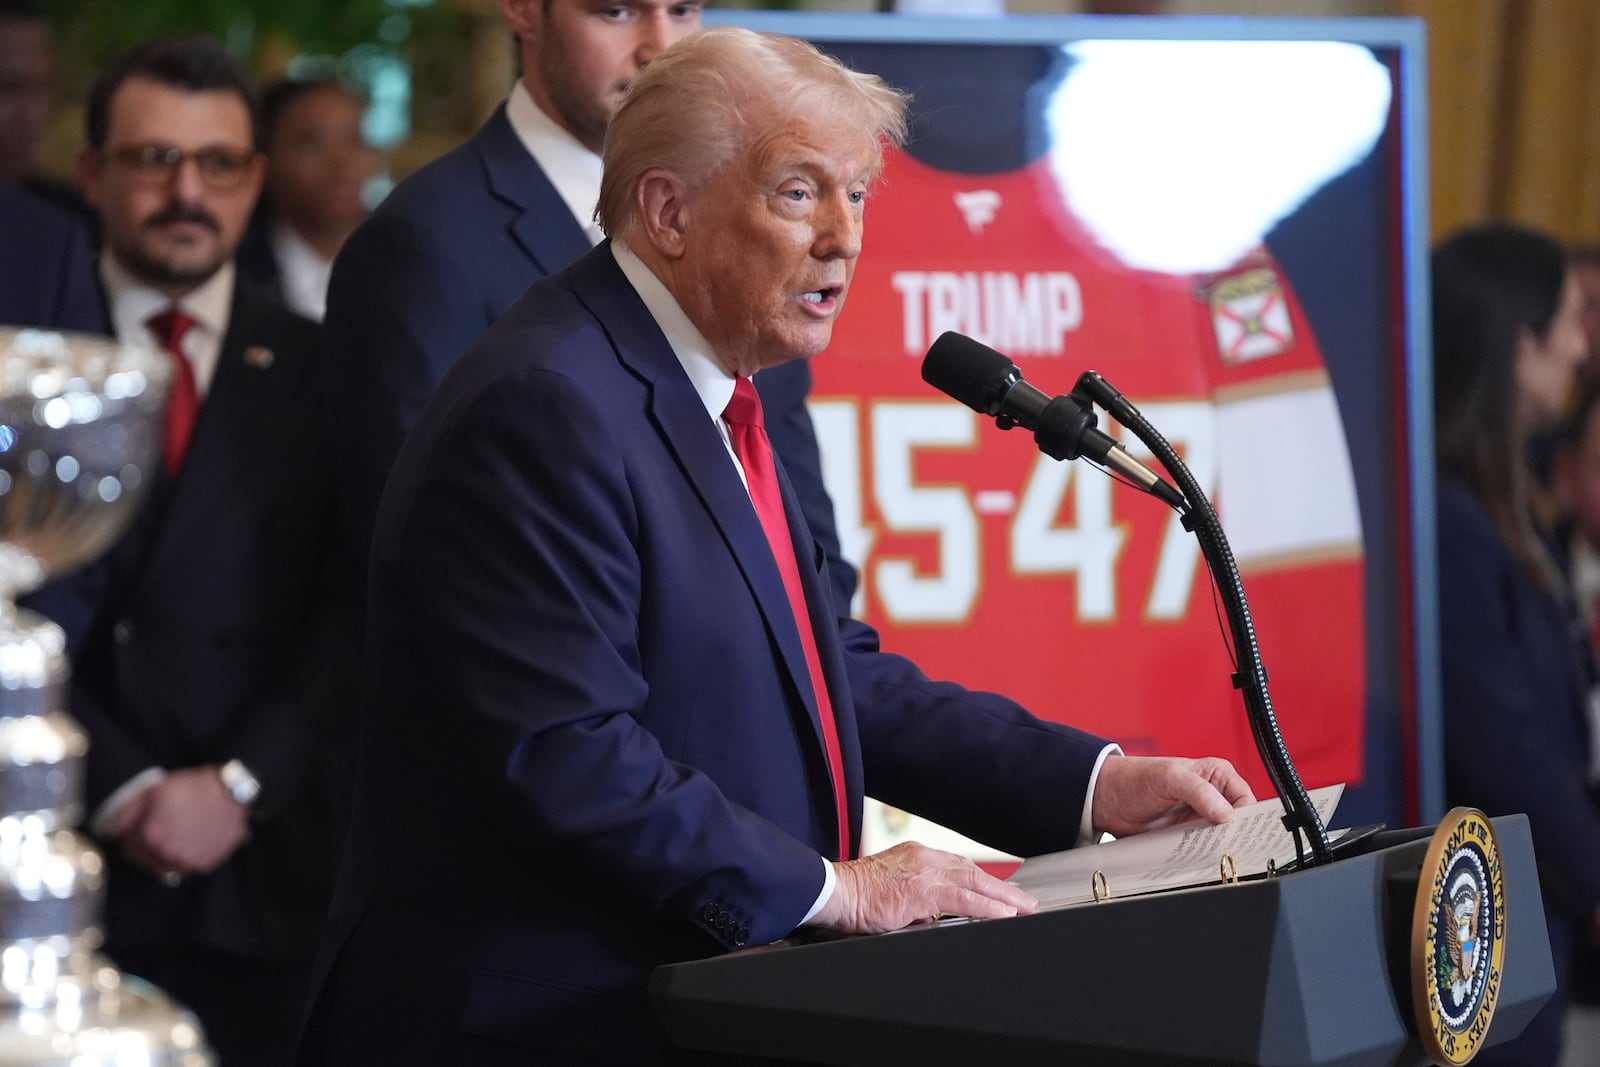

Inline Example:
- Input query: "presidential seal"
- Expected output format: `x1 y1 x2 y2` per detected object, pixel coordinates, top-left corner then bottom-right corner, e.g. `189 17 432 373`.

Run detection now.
1411 808 1505 1064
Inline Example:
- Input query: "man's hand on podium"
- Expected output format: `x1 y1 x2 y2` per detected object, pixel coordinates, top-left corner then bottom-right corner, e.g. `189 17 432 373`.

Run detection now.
805 756 1253 936
1090 754 1257 838
810 843 1038 935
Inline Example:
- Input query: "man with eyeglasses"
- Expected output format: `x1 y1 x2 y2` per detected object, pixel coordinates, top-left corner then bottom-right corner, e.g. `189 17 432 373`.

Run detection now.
30 33 359 1067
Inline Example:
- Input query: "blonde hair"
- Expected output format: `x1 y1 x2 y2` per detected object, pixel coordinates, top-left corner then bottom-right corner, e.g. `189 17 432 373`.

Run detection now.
596 27 909 240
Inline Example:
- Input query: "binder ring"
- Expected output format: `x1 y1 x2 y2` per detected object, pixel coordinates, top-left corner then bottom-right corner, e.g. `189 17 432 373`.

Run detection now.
1091 869 1110 902
1219 854 1238 884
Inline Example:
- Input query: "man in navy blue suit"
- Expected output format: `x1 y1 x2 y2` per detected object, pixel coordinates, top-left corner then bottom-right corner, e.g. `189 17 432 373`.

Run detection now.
36 36 358 1067
300 28 1253 1065
323 0 856 607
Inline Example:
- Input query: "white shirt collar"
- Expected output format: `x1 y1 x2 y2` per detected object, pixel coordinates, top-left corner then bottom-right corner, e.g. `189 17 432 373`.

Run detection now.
99 250 234 397
611 241 737 423
505 81 605 245
268 220 332 322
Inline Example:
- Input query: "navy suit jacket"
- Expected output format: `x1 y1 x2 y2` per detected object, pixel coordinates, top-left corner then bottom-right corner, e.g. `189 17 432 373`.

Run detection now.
0 180 108 334
299 245 1106 1065
323 105 856 606
1437 471 1600 914
32 284 359 960
1436 468 1600 1064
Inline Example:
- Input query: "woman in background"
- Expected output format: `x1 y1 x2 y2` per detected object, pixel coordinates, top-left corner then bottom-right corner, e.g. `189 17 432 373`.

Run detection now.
1433 222 1600 1066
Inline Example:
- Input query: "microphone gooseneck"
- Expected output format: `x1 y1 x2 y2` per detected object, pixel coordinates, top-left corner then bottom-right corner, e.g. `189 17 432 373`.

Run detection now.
920 331 1332 868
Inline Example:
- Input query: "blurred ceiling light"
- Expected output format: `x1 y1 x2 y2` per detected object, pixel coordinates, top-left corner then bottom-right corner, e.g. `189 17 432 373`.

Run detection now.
1046 40 1392 275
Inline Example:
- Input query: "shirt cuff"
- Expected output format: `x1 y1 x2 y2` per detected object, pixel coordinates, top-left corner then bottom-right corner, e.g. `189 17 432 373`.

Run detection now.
89 767 166 836
1078 743 1123 846
798 854 838 927
799 741 1118 930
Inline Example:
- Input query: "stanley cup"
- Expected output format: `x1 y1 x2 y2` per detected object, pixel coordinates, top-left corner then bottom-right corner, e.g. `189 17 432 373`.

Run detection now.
0 327 210 1065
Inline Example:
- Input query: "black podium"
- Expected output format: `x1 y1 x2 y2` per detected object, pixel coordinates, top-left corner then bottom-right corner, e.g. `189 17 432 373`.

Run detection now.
652 815 1554 1066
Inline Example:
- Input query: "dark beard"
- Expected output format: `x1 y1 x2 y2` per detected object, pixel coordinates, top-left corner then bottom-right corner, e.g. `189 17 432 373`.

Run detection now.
116 238 226 290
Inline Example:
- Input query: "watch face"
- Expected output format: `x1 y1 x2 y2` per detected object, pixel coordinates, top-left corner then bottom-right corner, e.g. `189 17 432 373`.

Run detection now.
221 761 260 805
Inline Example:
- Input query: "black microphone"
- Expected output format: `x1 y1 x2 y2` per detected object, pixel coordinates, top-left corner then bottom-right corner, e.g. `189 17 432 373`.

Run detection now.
922 331 1185 510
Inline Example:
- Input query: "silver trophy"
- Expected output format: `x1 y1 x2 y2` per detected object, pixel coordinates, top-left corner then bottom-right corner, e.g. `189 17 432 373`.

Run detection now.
0 327 210 1065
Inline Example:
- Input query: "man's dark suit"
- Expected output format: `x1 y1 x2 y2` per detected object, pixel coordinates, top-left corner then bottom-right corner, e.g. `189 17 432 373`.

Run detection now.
37 282 358 1064
0 180 107 334
235 216 288 307
299 245 1106 1065
322 105 856 606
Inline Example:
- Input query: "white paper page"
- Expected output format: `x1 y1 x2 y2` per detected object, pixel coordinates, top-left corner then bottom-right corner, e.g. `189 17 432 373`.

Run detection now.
1009 783 1345 908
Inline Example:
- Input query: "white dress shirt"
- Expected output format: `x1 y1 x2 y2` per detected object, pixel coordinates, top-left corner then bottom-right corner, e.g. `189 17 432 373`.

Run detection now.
268 221 333 322
505 81 606 245
101 251 233 399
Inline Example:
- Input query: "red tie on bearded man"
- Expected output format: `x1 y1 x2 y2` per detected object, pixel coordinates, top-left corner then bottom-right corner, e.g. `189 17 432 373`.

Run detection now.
144 306 200 478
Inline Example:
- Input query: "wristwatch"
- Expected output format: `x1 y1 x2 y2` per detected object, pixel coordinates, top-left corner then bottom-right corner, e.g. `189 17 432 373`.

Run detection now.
218 759 261 807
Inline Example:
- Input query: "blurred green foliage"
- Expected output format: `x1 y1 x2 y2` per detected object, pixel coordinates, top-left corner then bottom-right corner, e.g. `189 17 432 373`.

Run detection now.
40 0 414 64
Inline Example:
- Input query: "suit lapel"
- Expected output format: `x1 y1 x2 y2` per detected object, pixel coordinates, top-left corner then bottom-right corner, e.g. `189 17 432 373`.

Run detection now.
477 107 593 278
134 289 284 593
567 248 844 806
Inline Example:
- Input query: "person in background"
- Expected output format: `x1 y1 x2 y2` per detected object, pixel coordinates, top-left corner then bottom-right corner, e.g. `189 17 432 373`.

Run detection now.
38 34 357 1066
1569 247 1600 363
3 176 112 674
1433 222 1600 1067
1554 372 1600 660
298 28 1254 1065
0 179 106 332
321 0 856 610
1529 248 1600 526
238 77 377 321
0 0 83 214
1549 366 1600 1041
0 0 48 181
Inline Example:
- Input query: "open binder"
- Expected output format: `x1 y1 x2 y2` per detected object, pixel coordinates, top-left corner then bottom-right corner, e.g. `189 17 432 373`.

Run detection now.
1009 784 1348 908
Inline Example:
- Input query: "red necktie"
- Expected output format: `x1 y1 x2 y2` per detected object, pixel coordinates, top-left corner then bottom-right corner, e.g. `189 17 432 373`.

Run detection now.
723 378 850 859
145 306 200 478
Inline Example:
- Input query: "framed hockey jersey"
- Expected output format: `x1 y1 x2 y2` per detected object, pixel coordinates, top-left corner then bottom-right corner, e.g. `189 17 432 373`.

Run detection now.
717 11 1433 846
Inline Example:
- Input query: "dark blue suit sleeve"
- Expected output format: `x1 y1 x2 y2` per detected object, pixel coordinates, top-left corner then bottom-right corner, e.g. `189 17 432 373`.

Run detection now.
0 180 108 336
49 217 110 336
322 209 495 567
216 343 363 820
9 183 110 648
382 367 827 944
27 545 163 806
757 359 857 611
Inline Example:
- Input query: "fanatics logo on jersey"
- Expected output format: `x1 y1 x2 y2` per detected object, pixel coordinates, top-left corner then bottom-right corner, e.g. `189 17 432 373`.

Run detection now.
1207 266 1296 364
953 190 1002 234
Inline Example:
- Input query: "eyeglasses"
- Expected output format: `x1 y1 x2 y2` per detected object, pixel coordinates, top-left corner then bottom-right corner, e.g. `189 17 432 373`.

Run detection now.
107 144 258 189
